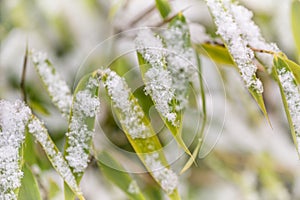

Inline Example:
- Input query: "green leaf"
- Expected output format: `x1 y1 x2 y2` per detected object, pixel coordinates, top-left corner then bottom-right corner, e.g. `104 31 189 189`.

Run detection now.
27 116 84 200
272 55 300 156
30 50 72 118
155 0 171 19
63 72 100 199
291 0 300 58
137 53 191 157
101 69 181 199
194 43 235 66
18 164 42 200
97 151 146 200
281 57 300 84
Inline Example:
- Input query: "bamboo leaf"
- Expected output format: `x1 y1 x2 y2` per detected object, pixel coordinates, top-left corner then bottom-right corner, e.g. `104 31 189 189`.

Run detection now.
291 0 300 58
27 116 84 200
30 50 72 118
63 72 100 199
155 0 171 19
18 164 42 200
272 55 300 156
206 0 270 122
97 151 146 200
194 43 235 66
100 69 180 199
135 28 192 156
281 56 300 84
64 72 100 178
0 100 31 200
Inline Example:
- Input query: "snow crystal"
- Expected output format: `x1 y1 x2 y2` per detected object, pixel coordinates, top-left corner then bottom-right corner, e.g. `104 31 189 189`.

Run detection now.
144 152 178 194
31 50 73 117
163 19 196 111
27 117 81 193
206 0 264 93
0 100 31 200
65 77 100 173
128 181 139 194
230 3 280 71
135 29 178 125
277 68 300 150
102 69 151 139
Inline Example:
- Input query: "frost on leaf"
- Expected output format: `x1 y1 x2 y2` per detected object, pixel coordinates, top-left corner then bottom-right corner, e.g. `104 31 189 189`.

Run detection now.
145 152 178 194
65 76 100 174
206 0 265 93
163 17 196 111
102 69 151 139
27 116 81 194
277 68 300 150
31 50 73 117
0 100 31 200
135 29 178 126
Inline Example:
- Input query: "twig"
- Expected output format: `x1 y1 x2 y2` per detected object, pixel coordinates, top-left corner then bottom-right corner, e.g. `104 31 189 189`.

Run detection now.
21 42 28 103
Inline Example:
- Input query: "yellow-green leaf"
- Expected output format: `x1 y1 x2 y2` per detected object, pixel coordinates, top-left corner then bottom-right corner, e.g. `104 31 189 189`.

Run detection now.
194 43 235 66
155 0 171 19
272 55 300 156
291 0 300 58
97 151 146 200
18 165 42 200
100 69 180 199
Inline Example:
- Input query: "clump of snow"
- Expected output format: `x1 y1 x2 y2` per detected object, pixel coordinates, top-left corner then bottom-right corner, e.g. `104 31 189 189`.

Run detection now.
28 116 81 194
277 68 300 150
163 19 197 111
65 76 100 173
135 29 178 126
144 152 178 194
102 69 151 139
31 50 73 117
0 100 31 200
206 0 266 93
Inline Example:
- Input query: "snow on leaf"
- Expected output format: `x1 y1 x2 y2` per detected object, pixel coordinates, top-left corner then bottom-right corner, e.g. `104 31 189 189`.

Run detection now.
0 100 31 200
135 29 178 126
145 152 178 195
65 74 100 175
206 0 264 93
273 56 300 156
30 50 73 118
100 69 180 199
162 14 196 111
27 116 83 198
102 69 151 139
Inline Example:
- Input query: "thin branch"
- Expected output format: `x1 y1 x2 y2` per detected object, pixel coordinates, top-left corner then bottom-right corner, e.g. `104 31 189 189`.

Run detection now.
21 42 28 103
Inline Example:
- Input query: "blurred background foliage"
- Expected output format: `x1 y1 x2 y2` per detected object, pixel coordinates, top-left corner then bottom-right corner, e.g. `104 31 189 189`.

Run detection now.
1 0 300 199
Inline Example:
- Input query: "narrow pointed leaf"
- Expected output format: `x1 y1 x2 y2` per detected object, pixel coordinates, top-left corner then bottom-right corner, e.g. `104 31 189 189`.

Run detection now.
100 69 180 199
194 43 235 66
155 0 171 19
291 0 300 58
273 55 300 156
27 116 84 199
97 151 146 200
135 29 192 156
18 164 42 200
281 56 300 84
30 50 72 118
206 0 270 122
0 100 31 200
63 72 100 199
